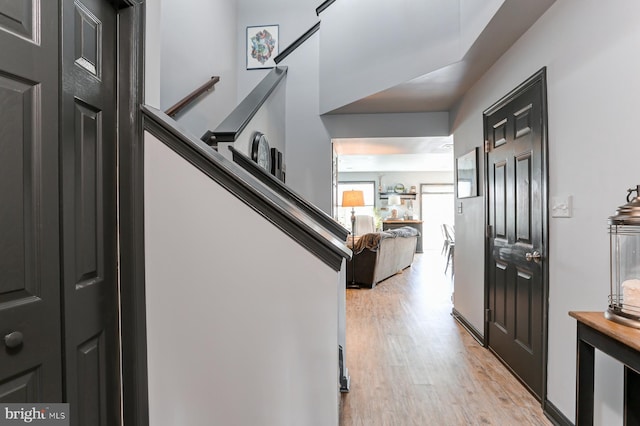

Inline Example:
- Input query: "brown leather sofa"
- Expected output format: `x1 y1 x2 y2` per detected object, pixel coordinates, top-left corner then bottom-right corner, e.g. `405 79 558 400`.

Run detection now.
345 227 419 288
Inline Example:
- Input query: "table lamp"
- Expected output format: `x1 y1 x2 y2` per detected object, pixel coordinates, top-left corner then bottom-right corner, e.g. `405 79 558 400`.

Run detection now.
342 190 365 288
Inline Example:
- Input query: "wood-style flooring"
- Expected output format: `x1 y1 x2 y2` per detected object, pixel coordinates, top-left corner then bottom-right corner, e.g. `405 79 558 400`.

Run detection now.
340 251 553 426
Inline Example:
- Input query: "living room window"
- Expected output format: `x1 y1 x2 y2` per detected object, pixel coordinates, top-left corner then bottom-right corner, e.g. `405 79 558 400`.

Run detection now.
337 181 376 230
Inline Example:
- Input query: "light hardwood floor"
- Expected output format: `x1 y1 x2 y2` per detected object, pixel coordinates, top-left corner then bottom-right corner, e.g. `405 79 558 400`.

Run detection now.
339 251 553 426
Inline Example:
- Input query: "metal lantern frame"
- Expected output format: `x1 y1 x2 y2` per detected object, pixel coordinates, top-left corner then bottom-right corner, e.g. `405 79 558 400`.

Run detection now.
606 185 640 328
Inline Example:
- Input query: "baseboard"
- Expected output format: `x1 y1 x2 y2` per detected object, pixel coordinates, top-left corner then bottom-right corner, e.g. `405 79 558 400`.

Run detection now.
451 308 484 345
543 399 573 426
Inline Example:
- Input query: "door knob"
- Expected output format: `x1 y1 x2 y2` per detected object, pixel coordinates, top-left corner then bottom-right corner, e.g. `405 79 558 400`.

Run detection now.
4 331 23 349
525 251 542 262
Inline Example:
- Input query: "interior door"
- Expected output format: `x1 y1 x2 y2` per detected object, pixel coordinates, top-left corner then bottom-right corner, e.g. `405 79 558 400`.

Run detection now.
485 69 548 399
61 0 120 423
0 0 63 402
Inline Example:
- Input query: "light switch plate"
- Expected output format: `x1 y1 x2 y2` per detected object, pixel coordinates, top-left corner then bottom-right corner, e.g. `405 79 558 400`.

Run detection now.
551 195 572 218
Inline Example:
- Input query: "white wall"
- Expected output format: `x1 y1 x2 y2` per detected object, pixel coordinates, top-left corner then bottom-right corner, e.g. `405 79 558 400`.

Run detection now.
144 132 341 426
318 0 460 114
160 0 237 139
451 1 640 422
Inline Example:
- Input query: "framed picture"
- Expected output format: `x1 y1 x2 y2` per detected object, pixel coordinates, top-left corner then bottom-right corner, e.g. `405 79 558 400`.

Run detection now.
456 147 479 198
246 25 279 69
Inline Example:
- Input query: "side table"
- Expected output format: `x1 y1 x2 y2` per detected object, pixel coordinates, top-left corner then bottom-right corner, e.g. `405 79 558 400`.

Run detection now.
569 311 640 425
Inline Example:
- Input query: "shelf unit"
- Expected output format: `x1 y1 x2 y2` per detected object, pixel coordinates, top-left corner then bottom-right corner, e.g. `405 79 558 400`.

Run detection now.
378 192 417 200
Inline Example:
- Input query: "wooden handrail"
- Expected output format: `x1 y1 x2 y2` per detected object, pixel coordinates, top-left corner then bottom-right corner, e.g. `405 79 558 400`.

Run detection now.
165 76 220 117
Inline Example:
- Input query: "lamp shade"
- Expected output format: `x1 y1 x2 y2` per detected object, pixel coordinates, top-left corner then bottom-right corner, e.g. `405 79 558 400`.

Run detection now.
388 195 402 206
342 190 365 207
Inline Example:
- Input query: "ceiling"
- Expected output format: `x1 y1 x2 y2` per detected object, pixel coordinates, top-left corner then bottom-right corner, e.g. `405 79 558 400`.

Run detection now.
331 0 555 173
334 136 454 173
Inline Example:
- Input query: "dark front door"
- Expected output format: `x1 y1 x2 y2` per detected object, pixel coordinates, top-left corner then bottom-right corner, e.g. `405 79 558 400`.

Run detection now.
0 0 63 402
485 69 548 399
61 0 120 424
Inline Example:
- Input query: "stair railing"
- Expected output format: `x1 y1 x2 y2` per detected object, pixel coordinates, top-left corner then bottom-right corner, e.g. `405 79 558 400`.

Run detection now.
165 75 220 118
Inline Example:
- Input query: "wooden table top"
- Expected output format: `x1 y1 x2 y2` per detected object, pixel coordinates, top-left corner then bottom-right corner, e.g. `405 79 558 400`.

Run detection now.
569 311 640 352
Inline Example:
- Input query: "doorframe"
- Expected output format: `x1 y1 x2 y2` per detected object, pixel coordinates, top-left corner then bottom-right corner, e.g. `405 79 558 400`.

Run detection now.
482 67 550 406
113 1 148 425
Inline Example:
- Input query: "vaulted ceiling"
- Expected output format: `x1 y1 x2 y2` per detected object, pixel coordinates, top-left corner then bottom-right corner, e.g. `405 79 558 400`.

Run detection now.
332 0 556 172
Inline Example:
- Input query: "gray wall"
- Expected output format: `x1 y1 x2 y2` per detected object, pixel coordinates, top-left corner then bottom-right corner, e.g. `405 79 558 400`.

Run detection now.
317 0 505 114
322 112 450 139
236 0 326 209
280 32 334 212
451 1 640 422
236 0 318 100
318 0 459 114
160 0 238 139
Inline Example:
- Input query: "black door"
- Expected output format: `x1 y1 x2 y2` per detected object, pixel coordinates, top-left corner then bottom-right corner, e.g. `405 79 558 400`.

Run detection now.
0 0 63 402
61 0 120 424
485 70 548 399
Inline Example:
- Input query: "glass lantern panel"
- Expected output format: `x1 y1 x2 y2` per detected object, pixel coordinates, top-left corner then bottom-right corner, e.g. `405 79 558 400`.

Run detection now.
614 226 640 313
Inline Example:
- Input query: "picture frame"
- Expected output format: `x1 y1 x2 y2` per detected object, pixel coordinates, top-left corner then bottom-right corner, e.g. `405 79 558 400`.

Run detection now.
246 25 279 69
456 147 479 198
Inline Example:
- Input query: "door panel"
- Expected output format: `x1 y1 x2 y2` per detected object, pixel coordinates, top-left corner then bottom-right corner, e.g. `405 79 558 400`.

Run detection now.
493 262 508 330
515 153 532 243
76 332 107 425
515 269 533 351
0 1 36 42
485 71 547 399
494 162 507 238
61 0 119 424
0 76 36 296
0 0 61 403
0 369 40 403
73 100 103 288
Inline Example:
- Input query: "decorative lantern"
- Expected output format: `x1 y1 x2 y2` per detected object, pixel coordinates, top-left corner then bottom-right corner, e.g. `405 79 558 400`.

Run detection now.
606 185 640 327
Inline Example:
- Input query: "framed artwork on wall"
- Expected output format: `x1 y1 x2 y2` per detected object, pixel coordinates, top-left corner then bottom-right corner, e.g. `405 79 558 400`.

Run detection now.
456 147 479 198
246 25 279 69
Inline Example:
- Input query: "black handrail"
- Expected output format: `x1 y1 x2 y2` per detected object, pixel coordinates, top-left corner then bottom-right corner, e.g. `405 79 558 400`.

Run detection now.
274 22 320 65
165 76 220 117
142 105 351 271
201 67 287 146
229 146 348 241
316 0 336 15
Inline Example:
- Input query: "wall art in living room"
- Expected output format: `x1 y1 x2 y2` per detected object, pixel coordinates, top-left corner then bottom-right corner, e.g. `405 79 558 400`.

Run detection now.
246 25 279 69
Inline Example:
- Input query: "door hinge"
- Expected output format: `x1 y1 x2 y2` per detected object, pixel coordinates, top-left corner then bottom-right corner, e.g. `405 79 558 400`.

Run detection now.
484 140 491 153
485 308 492 323
486 225 492 238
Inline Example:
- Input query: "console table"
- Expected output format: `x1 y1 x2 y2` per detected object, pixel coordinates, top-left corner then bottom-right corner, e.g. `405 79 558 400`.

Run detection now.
382 220 423 253
569 311 640 425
